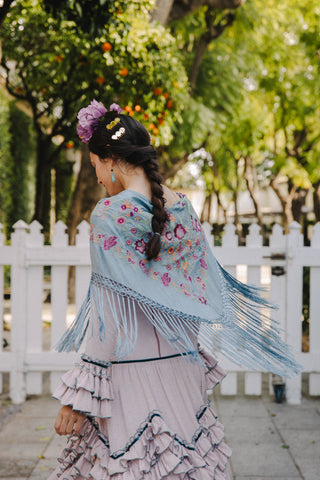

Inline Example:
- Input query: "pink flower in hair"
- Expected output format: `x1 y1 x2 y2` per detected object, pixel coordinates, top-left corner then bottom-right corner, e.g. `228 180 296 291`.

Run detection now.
77 99 107 143
109 103 123 114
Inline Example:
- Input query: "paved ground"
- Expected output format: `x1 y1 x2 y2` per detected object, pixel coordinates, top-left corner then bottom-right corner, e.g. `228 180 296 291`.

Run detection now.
0 391 319 480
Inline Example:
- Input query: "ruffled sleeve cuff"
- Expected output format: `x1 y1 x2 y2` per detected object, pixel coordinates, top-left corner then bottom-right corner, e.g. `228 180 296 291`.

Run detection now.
52 354 113 418
199 348 227 390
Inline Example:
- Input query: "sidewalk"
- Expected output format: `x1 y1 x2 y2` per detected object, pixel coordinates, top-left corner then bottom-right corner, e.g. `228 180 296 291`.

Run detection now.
0 391 319 480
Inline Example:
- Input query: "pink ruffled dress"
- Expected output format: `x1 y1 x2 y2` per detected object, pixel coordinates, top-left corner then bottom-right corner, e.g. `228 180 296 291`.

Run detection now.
49 291 232 479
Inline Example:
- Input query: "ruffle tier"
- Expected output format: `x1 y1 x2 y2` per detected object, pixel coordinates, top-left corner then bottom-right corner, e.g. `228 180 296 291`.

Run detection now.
53 403 231 480
53 358 114 418
200 348 227 391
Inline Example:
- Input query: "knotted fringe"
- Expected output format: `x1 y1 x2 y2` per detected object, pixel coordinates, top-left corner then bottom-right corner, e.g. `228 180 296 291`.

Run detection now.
55 269 302 378
214 260 303 377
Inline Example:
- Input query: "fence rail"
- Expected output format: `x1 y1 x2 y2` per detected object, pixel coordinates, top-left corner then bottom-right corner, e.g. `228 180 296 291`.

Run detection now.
1 219 320 405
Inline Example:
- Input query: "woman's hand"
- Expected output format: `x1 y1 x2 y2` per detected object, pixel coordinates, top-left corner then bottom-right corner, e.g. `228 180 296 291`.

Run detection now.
54 405 86 435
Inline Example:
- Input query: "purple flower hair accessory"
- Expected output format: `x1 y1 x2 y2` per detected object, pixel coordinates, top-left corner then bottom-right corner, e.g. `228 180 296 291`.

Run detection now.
77 100 123 143
109 103 123 114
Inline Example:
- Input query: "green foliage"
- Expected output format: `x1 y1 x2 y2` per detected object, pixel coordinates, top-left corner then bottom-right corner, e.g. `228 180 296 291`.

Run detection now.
0 91 13 230
7 103 35 230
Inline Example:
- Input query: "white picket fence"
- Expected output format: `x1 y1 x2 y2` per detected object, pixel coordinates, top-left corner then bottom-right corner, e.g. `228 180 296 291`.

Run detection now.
0 219 319 405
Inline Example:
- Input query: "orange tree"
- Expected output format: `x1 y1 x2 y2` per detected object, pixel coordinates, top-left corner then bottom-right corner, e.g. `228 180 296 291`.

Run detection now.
1 0 188 233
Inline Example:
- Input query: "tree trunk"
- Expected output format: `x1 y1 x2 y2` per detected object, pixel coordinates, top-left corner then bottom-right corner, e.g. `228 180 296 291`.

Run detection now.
243 155 263 226
270 176 296 232
189 36 210 93
233 190 241 239
33 137 52 236
292 187 308 224
313 180 320 222
200 193 212 222
151 0 175 25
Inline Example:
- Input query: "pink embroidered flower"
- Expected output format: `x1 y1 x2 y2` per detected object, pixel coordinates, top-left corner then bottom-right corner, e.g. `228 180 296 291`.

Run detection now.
104 199 110 206
117 217 125 224
200 258 208 269
103 236 117 250
165 231 173 242
176 260 180 269
166 264 172 270
161 273 171 286
126 239 132 245
121 204 127 210
154 256 162 262
131 227 137 234
134 207 139 212
135 238 146 253
174 224 186 240
199 296 207 304
139 259 149 274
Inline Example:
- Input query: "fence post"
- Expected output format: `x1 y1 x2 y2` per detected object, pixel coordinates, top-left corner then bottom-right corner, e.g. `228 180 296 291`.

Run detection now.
25 221 44 394
220 222 238 396
285 221 303 404
10 220 28 403
269 223 287 395
245 223 263 395
50 221 69 393
0 224 4 393
309 222 320 395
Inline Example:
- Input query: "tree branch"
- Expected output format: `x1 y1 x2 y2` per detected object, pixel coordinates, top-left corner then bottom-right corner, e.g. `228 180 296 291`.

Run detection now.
169 0 243 23
189 9 236 92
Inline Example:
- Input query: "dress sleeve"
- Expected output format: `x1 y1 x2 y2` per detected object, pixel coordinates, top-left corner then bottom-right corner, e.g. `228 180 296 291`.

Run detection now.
52 284 119 418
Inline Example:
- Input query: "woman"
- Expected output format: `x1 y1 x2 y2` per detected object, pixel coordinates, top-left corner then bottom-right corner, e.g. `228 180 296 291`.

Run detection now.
49 101 302 480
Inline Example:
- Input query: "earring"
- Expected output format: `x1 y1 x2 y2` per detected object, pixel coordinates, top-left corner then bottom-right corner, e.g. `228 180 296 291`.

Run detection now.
111 168 116 183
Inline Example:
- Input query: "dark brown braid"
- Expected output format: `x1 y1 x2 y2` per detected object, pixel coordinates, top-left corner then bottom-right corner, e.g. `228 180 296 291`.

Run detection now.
143 155 167 260
88 111 167 260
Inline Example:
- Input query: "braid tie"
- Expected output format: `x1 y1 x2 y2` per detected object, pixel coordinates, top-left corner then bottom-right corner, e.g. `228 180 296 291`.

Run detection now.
143 154 167 261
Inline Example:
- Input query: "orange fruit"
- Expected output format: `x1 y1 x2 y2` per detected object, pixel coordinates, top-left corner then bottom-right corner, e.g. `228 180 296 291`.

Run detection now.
120 68 129 76
153 87 162 96
124 105 132 113
96 76 105 84
102 42 112 52
166 99 173 108
134 105 141 112
148 123 156 130
153 128 160 135
144 113 149 120
66 141 74 149
163 92 169 99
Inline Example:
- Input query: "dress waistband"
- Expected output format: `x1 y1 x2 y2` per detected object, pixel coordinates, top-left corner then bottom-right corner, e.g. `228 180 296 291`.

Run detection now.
81 351 195 369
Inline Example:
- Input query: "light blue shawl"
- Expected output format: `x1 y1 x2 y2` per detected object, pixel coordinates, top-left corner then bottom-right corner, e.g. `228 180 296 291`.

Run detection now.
56 189 302 377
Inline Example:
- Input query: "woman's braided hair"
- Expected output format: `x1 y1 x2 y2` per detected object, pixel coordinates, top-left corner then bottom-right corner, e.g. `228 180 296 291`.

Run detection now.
88 111 167 260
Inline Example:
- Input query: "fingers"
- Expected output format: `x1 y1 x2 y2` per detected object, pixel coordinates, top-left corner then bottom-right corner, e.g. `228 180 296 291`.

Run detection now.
54 406 86 436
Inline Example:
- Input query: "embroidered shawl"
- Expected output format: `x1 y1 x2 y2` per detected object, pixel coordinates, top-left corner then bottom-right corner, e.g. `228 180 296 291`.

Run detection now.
56 189 302 377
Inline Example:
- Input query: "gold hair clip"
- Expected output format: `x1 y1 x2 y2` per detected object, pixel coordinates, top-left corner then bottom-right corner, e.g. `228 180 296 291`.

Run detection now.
106 117 120 130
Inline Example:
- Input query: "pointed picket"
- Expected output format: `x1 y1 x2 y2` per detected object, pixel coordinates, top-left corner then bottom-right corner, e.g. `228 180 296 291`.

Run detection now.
51 221 69 392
